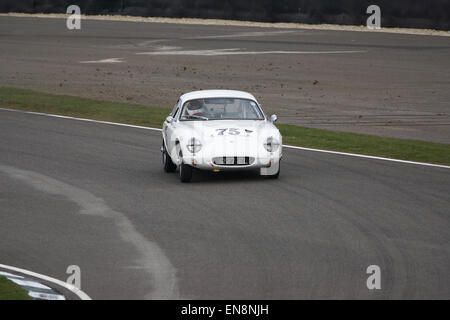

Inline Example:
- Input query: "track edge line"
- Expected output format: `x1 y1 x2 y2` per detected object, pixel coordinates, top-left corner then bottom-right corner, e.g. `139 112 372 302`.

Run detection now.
1 107 448 170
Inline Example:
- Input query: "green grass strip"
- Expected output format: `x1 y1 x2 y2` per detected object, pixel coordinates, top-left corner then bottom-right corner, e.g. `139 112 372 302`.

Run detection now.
0 86 168 128
279 124 449 166
0 276 31 300
1 86 449 166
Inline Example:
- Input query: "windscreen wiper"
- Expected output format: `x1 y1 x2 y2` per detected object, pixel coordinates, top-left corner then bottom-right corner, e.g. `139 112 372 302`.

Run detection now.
188 115 209 120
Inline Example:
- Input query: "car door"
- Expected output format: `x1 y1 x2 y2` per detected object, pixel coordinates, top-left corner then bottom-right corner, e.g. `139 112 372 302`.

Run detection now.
164 99 181 156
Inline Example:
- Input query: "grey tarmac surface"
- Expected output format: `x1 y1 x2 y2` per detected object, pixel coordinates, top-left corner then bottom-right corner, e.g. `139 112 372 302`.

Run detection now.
0 16 449 143
0 109 449 299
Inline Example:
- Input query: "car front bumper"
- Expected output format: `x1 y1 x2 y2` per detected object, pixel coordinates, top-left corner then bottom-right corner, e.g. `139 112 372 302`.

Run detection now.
182 153 281 171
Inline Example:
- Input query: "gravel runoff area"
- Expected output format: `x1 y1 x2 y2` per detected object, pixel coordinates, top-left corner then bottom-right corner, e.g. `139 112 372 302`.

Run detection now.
1 13 449 143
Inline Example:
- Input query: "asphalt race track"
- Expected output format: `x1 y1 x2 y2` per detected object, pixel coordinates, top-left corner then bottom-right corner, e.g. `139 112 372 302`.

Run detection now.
1 109 449 299
1 16 449 143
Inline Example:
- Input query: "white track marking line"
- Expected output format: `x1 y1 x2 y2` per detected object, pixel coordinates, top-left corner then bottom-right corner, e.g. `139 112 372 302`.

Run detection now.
137 49 365 56
186 30 299 39
283 145 450 169
153 45 181 51
28 291 66 300
10 278 52 290
0 107 161 131
0 107 448 169
0 271 25 279
80 58 124 63
0 263 91 300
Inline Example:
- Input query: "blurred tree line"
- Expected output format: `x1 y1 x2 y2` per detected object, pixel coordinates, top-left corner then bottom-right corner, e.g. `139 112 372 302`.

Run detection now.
1 0 449 30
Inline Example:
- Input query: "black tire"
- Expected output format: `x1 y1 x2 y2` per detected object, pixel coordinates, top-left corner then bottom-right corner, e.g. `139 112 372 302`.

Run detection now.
162 141 176 173
268 159 281 179
179 163 193 182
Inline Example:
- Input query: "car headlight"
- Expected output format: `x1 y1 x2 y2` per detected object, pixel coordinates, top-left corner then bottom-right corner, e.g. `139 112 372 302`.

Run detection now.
263 137 280 152
186 137 202 153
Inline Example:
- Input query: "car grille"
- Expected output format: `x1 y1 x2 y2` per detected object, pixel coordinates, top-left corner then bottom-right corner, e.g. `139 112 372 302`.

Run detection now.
212 157 255 166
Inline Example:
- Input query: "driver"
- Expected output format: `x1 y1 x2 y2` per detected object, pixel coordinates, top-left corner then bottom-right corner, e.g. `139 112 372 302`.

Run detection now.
186 99 207 117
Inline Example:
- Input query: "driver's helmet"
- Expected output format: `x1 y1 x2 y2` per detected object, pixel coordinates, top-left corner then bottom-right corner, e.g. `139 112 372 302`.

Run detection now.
187 99 204 111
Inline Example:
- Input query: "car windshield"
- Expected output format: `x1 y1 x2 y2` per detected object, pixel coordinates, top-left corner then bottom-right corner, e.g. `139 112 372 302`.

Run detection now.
179 98 264 121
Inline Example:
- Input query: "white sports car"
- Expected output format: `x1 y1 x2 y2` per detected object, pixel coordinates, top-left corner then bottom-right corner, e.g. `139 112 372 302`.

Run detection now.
161 90 282 182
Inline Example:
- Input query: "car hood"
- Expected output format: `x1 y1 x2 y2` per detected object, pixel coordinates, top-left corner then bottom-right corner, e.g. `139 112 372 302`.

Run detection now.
172 120 282 159
175 120 281 155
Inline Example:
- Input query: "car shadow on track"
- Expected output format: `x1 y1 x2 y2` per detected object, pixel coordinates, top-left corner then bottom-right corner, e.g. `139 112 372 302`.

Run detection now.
188 168 274 184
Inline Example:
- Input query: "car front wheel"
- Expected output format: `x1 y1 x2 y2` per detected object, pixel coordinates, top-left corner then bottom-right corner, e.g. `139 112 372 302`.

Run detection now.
162 141 176 172
179 163 193 182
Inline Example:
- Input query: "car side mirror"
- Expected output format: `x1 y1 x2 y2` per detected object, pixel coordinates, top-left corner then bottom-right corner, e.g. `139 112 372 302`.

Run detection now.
166 115 174 123
270 114 278 123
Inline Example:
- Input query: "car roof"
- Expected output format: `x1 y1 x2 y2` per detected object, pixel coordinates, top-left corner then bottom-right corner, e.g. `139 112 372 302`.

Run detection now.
179 90 258 104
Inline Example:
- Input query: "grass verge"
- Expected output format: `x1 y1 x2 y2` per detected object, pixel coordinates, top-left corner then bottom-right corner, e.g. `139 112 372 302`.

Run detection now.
1 86 449 166
0 86 168 129
0 276 31 300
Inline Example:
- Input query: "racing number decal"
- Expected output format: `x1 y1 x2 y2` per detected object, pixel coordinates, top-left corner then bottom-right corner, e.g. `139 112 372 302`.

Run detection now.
216 129 227 136
216 128 240 136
